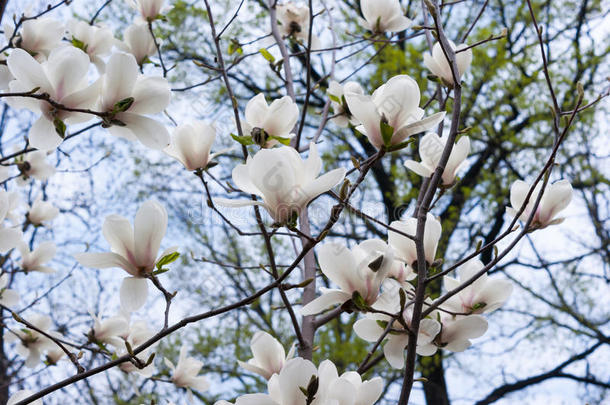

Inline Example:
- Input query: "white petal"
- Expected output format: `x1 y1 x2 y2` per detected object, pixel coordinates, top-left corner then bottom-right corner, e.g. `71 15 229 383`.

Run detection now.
133 200 167 269
74 252 138 276
28 116 63 151
130 76 171 114
300 290 351 315
383 334 408 368
120 277 149 312
353 318 384 342
117 112 170 150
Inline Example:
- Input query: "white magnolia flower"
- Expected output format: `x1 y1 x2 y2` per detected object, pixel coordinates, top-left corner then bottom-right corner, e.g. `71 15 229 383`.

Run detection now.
100 52 171 150
5 18 64 60
0 64 13 90
165 121 228 171
0 190 22 253
46 347 66 365
388 213 442 266
164 345 210 392
359 0 412 34
436 314 488 352
122 23 156 65
241 93 299 148
345 75 446 149
301 240 394 315
18 241 56 273
327 80 364 128
74 200 174 312
424 41 473 86
277 3 310 42
404 133 470 186
6 47 101 150
90 312 129 348
442 259 513 314
27 198 59 226
67 20 115 70
8 390 42 405
218 357 383 405
238 331 295 380
354 285 441 367
217 143 346 224
7 314 58 368
118 320 156 376
0 273 19 307
17 150 56 184
127 0 170 20
506 179 573 229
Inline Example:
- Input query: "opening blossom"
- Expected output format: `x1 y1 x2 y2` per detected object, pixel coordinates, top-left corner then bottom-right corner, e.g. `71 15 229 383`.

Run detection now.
241 93 299 148
164 345 210 394
423 41 473 86
89 312 130 348
18 241 56 274
238 331 295 380
122 23 157 66
74 200 175 312
217 143 346 225
404 133 470 186
7 314 61 368
128 0 170 20
100 52 171 150
67 20 115 71
388 213 442 266
16 150 56 185
359 0 412 34
345 75 446 149
165 121 228 171
276 3 311 43
435 314 488 353
27 198 59 227
4 18 64 60
117 320 156 376
6 47 101 150
301 240 395 316
327 80 364 128
506 179 573 230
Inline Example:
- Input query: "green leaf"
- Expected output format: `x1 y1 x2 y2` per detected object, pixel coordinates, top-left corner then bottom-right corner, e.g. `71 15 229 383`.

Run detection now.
228 39 243 55
230 133 254 146
53 118 66 138
399 288 407 311
156 252 180 270
112 97 135 114
351 291 369 311
328 94 341 103
380 120 394 147
269 135 292 146
71 36 88 52
259 48 275 63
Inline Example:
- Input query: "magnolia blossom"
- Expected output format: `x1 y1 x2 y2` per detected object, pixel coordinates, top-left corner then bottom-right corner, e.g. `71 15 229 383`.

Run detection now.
99 52 171 149
27 198 59 226
67 20 115 70
122 23 156 65
327 80 364 128
388 213 442 266
164 345 210 393
404 133 470 186
442 259 513 314
217 143 346 224
0 64 12 90
5 18 64 59
217 357 383 405
435 314 488 352
345 75 446 149
75 200 174 312
165 121 228 171
6 47 101 150
0 191 22 253
359 0 412 34
301 240 394 315
18 241 56 273
0 273 19 307
7 315 59 368
128 0 170 20
354 285 441 367
238 331 295 379
8 390 42 405
241 93 299 148
424 41 473 86
277 3 310 43
118 320 156 376
90 312 129 348
16 150 56 184
506 179 573 229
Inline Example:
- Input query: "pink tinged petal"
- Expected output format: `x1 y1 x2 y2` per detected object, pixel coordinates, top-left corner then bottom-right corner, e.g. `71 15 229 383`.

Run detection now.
28 116 63 151
74 252 138 276
133 200 167 269
117 112 170 150
344 93 383 148
383 334 409 368
300 289 351 315
45 47 90 98
353 318 384 342
129 76 171 114
0 228 22 253
120 276 149 312
6 48 52 92
103 215 135 260
61 79 102 121
102 53 139 109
